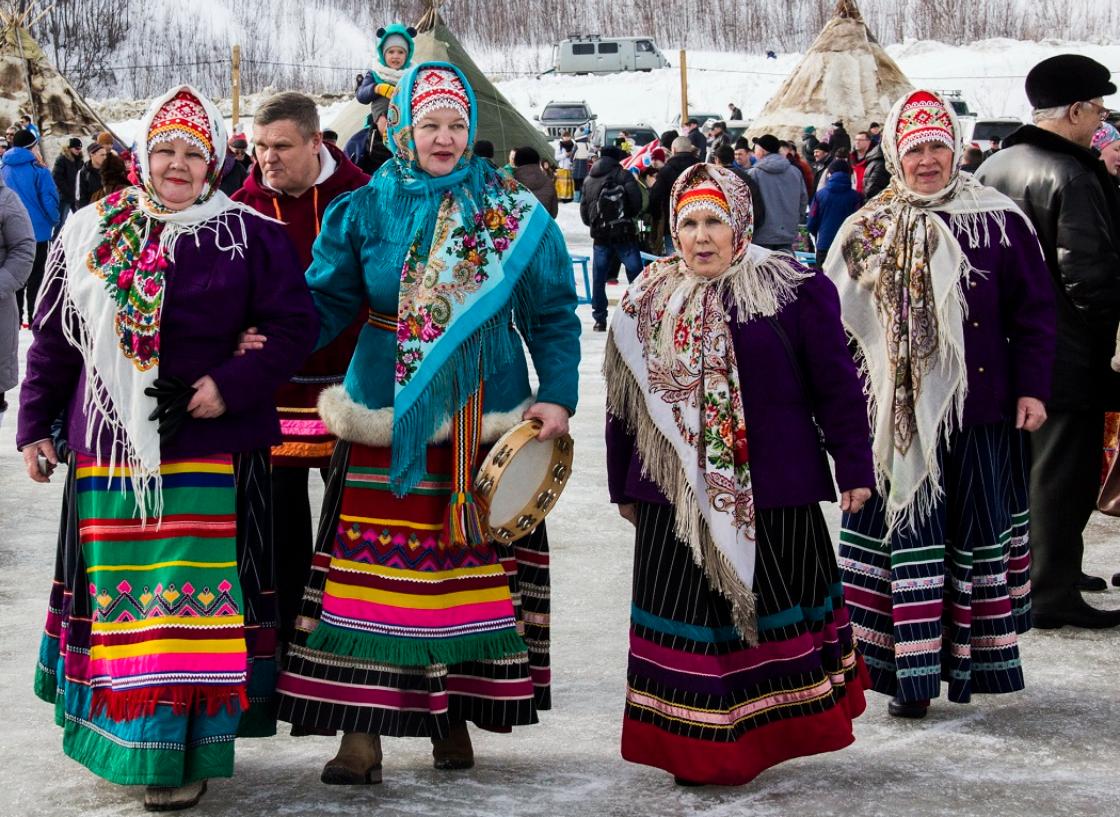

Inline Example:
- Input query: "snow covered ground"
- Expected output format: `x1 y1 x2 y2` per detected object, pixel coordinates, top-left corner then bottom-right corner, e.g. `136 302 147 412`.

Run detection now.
0 201 1118 816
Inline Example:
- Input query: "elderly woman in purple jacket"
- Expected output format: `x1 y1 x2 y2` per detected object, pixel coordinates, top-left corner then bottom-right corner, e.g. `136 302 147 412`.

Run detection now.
825 90 1055 721
604 163 873 788
17 86 317 811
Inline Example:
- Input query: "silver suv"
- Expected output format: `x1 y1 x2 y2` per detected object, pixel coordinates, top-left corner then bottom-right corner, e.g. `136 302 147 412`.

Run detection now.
535 100 596 139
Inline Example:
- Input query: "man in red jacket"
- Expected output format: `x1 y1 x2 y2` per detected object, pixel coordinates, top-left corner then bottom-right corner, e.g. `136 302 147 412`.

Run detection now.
232 91 369 644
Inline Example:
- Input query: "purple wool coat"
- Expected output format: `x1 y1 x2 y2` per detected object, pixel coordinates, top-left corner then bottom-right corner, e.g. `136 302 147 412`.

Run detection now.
946 210 1055 426
607 270 876 510
18 216 319 458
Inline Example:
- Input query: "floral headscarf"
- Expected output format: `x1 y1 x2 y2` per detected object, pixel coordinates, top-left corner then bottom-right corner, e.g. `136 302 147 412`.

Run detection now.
1093 122 1120 152
371 63 566 532
603 164 810 643
825 89 1029 531
47 85 265 517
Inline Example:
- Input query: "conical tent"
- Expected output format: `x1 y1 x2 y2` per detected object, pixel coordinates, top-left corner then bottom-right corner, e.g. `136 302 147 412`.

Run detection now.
746 0 913 143
330 5 552 161
0 6 118 157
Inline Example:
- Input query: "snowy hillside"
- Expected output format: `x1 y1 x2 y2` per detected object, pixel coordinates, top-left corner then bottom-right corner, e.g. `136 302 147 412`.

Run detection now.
494 39 1120 135
99 37 1120 148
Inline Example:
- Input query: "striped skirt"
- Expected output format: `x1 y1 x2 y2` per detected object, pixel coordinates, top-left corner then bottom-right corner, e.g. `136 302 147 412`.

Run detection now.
839 423 1031 705
33 452 277 787
276 441 551 738
622 502 868 786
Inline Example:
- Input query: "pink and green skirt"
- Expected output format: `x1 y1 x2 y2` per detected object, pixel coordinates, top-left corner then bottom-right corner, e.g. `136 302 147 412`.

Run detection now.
34 452 278 787
277 442 551 738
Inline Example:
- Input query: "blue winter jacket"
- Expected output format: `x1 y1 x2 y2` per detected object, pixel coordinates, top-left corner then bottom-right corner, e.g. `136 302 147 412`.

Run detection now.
2 147 59 241
807 171 863 254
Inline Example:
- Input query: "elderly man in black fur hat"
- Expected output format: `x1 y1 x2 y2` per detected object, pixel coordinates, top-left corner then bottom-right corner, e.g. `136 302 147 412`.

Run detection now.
978 54 1120 629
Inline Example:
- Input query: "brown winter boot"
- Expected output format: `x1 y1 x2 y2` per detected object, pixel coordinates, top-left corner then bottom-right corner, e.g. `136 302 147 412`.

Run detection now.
143 780 208 811
321 732 383 785
431 721 474 770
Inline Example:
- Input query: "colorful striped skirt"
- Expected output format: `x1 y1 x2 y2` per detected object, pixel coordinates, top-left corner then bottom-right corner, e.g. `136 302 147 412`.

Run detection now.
276 441 551 738
622 502 868 786
839 423 1031 705
33 451 278 786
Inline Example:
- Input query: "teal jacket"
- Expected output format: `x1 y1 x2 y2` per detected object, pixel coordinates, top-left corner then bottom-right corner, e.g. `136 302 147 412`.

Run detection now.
307 182 581 447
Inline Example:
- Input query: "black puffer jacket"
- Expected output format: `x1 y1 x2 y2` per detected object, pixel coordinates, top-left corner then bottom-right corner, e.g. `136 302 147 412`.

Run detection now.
977 124 1120 410
860 143 889 200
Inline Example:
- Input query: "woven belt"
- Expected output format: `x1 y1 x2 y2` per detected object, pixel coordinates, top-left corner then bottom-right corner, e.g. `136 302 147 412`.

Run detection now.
367 308 396 332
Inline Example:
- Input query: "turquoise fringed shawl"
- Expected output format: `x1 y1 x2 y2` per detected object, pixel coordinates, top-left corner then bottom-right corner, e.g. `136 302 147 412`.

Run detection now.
374 62 569 496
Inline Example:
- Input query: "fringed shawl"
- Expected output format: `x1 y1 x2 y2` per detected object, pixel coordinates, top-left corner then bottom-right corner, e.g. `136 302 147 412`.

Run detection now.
44 84 274 518
824 89 1032 533
373 62 570 497
604 164 811 643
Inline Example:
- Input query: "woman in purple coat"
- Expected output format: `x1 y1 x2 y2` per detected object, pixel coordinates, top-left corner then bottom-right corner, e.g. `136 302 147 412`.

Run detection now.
17 85 317 811
825 90 1055 720
604 163 874 787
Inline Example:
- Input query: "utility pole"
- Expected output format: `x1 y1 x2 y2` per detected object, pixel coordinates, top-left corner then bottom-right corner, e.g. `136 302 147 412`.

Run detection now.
679 49 688 127
231 45 241 133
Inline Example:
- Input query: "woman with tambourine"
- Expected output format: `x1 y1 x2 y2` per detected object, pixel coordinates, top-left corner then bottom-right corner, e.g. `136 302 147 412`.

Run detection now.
604 163 874 786
273 63 581 784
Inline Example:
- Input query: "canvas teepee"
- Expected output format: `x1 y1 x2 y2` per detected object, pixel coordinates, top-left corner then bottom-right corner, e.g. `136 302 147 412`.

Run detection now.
747 0 913 142
330 1 552 161
0 4 117 155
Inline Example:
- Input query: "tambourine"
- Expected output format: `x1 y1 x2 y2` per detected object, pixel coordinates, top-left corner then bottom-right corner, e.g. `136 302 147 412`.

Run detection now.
475 420 574 544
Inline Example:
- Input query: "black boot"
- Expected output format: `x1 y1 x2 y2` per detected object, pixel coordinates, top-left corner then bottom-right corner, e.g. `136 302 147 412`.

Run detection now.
1032 595 1120 629
887 696 929 719
1076 572 1108 592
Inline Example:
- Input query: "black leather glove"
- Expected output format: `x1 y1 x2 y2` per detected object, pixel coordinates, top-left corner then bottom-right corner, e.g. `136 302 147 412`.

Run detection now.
144 376 197 442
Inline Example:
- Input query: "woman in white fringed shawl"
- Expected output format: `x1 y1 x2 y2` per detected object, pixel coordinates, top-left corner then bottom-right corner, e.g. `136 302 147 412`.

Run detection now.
825 89 1056 720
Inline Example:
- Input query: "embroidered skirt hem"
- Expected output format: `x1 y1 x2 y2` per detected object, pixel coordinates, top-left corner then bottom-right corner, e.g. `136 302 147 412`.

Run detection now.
622 501 868 786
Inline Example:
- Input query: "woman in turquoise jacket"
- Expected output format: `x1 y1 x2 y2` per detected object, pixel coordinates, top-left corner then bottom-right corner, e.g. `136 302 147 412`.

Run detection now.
275 63 580 785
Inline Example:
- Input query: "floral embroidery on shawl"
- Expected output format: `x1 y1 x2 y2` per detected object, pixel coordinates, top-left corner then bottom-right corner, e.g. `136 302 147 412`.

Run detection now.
86 189 170 371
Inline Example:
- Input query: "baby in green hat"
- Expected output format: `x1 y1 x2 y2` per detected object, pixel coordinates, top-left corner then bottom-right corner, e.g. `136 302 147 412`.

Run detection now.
356 24 416 137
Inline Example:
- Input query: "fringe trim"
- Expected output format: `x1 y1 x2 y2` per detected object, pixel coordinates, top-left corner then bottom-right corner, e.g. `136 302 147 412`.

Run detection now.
382 187 572 497
305 621 528 667
643 251 810 362
603 339 758 645
89 685 249 723
42 240 164 520
846 254 970 536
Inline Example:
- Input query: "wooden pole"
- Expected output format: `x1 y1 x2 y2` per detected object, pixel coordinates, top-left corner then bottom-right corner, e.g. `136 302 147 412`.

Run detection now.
679 49 688 127
231 45 241 132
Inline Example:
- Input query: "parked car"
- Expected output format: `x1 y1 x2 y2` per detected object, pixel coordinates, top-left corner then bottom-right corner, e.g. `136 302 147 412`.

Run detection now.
962 117 1022 146
592 124 659 150
535 100 596 139
932 90 977 118
553 36 670 75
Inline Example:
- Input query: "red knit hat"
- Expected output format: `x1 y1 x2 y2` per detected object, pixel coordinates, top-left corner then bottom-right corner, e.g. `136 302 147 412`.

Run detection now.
411 67 470 123
674 175 732 227
895 90 954 156
147 89 214 162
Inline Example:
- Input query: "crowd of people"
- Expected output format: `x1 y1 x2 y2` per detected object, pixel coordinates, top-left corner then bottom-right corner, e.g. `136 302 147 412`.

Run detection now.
2 29 1120 813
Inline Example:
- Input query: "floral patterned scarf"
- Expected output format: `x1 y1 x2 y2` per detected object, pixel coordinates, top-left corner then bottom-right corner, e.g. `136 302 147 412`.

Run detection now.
604 164 810 644
376 63 559 514
824 89 1028 531
47 85 268 517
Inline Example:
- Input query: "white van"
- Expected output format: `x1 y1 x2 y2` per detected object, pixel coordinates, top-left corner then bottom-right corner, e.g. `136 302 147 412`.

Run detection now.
554 36 670 75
